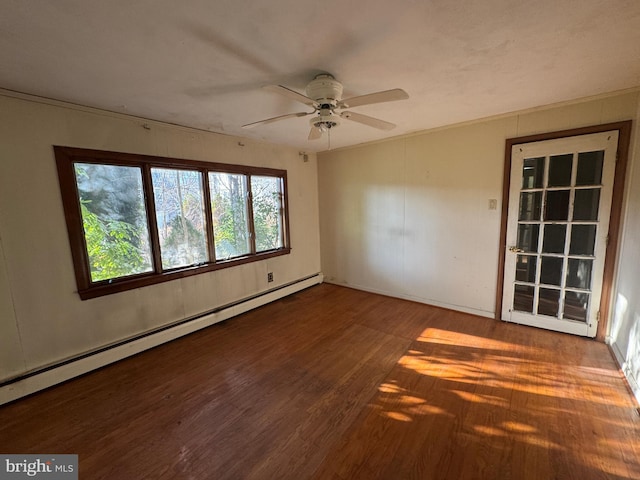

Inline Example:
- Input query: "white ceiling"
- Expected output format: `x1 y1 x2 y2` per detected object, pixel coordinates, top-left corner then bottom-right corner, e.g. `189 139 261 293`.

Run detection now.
1 0 639 152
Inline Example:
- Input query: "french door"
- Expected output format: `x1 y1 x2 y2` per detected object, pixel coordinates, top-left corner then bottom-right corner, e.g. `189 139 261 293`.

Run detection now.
501 131 618 337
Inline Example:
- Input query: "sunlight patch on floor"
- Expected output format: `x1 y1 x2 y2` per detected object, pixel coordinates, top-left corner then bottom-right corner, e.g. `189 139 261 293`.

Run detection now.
472 425 505 437
384 411 413 422
417 328 524 352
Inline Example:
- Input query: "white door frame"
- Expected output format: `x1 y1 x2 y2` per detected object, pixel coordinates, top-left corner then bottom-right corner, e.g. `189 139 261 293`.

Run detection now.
496 121 632 340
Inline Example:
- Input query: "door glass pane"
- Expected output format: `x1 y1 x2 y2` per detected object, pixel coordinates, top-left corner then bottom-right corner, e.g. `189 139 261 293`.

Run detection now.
538 288 560 317
573 188 600 221
208 172 251 260
566 258 593 289
519 192 542 221
544 190 570 220
514 284 534 313
75 163 153 282
576 151 604 186
522 157 544 189
564 291 589 322
540 256 563 285
152 168 209 270
542 224 566 253
569 225 597 255
517 224 539 253
516 255 537 283
548 154 573 187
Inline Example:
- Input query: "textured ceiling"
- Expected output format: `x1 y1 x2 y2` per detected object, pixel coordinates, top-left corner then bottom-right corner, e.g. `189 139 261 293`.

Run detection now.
1 0 639 152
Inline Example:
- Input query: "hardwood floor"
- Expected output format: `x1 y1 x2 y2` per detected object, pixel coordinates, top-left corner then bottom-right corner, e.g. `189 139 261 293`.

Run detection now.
1 284 639 479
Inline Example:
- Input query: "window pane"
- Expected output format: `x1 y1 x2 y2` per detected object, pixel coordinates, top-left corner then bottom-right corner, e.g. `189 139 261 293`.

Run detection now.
542 224 566 254
519 192 542 221
522 157 544 189
209 172 251 260
566 258 593 290
75 163 152 282
516 224 539 253
576 151 604 186
251 176 284 252
514 284 534 313
540 256 563 286
573 188 600 221
569 225 597 256
544 190 570 221
515 255 537 283
538 288 560 317
564 291 589 322
152 168 208 269
548 154 573 187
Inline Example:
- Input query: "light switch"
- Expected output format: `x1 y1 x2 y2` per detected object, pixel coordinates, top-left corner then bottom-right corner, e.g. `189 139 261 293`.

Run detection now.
489 199 498 210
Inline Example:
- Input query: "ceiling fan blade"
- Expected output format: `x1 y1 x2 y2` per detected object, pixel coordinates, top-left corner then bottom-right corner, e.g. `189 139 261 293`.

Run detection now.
340 111 396 130
242 111 310 128
308 126 322 140
339 88 409 108
263 85 319 108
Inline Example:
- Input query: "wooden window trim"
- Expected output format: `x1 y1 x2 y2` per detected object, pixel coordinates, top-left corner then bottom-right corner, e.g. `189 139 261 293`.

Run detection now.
495 121 632 341
54 146 291 300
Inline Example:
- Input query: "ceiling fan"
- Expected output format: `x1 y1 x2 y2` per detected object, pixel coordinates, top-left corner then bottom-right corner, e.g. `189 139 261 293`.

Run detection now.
243 73 409 140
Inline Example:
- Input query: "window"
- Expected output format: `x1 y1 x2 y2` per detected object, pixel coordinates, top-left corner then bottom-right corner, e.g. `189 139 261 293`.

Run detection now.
55 147 290 299
75 163 153 282
152 168 208 269
251 176 285 252
209 172 251 260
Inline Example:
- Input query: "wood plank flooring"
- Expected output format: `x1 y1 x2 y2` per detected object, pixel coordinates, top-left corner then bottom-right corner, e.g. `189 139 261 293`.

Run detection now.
1 284 639 479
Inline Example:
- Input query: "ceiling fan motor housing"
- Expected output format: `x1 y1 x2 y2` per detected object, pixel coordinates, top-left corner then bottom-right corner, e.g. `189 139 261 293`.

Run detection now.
306 74 343 105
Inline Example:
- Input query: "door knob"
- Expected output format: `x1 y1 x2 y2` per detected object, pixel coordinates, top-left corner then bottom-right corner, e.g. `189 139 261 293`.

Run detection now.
508 246 524 253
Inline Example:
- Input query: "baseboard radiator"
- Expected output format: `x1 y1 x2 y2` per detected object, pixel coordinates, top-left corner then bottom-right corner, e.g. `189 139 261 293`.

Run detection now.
0 273 323 406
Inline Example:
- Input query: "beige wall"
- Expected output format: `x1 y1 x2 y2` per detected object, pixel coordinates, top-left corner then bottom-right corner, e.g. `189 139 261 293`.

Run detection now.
0 93 321 383
318 119 510 316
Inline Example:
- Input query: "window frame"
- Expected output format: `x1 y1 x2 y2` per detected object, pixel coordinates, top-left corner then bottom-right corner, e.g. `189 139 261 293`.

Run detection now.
54 146 291 300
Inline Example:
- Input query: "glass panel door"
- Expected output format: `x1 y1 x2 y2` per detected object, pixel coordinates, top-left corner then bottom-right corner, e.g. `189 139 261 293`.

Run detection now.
502 132 617 337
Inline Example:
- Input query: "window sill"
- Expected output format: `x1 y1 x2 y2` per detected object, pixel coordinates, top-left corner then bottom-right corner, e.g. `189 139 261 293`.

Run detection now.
78 247 291 300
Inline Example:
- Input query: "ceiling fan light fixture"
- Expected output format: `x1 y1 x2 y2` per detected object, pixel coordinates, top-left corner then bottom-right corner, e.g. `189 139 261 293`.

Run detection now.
310 114 340 131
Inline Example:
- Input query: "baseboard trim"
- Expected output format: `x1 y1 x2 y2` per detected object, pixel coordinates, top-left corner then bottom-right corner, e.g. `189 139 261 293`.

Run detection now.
0 273 323 406
323 279 495 319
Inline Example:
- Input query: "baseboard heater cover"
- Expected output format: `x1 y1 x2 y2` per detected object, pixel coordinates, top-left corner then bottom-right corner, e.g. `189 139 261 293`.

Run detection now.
0 273 323 406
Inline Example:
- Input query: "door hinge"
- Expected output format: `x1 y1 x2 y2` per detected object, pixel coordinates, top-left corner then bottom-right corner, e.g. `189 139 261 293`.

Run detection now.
596 310 601 323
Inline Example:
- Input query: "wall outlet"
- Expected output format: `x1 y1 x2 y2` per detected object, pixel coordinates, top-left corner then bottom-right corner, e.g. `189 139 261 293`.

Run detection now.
267 272 274 282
